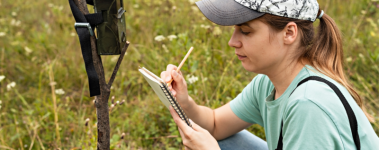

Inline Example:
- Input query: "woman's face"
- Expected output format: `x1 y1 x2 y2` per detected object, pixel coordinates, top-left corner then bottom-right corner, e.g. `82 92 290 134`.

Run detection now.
228 19 288 74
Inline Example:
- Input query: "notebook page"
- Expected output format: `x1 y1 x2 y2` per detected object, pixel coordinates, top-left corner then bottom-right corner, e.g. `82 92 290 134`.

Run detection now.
138 68 171 109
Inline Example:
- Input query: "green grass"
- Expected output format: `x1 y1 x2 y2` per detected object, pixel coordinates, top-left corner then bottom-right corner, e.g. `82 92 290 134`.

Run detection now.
0 0 378 149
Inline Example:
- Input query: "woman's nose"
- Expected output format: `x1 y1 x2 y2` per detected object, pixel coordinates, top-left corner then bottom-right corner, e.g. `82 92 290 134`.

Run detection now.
228 29 242 48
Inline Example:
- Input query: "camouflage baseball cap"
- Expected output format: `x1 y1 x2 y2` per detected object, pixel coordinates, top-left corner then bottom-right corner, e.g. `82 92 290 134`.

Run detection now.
196 0 319 26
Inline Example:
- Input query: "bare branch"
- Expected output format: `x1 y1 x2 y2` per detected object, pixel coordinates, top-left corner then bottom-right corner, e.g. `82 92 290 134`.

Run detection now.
108 41 130 87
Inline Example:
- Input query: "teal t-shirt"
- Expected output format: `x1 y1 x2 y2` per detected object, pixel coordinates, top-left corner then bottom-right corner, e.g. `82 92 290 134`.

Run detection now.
230 65 379 150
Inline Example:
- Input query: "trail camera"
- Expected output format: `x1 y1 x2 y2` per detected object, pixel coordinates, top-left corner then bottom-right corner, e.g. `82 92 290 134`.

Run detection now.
94 0 127 55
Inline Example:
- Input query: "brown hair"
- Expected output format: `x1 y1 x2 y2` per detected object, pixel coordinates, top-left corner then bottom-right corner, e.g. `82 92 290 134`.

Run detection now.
259 10 374 122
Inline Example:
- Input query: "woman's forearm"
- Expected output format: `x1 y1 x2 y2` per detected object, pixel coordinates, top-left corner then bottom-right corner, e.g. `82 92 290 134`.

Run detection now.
182 96 216 134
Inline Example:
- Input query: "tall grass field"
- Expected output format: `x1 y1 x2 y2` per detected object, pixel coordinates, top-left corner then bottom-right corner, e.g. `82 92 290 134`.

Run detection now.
0 0 378 149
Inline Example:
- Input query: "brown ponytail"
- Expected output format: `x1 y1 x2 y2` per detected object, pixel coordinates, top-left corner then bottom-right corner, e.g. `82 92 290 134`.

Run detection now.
259 10 374 122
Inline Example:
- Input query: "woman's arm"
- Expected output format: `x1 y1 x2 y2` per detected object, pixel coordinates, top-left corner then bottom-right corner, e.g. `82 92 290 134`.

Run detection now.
161 64 252 140
184 98 252 140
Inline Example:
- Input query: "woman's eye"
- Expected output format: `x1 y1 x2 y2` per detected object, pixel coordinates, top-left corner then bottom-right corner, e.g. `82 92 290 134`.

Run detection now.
239 29 250 35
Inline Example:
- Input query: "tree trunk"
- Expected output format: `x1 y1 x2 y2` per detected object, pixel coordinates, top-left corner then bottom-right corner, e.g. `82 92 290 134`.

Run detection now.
71 0 129 149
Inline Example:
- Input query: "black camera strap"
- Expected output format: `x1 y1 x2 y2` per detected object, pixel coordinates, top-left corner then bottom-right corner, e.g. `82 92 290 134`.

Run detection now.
275 76 360 150
68 0 103 96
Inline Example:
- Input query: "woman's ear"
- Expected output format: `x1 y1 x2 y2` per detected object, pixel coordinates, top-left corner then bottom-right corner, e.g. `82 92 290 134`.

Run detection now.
283 22 298 45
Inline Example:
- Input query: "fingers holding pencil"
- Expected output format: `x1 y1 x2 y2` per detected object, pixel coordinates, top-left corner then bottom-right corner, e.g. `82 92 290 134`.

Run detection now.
160 47 193 102
167 47 193 86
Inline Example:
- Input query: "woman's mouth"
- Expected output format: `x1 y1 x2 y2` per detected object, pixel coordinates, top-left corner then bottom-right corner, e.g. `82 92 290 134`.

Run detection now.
236 54 247 60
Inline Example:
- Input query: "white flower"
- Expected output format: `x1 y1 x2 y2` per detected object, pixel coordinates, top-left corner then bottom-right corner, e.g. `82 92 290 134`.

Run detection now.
213 27 222 36
346 57 352 62
133 4 139 8
186 75 199 84
55 89 65 95
24 46 33 55
0 32 6 37
12 12 17 16
200 24 211 29
0 75 5 82
154 35 165 42
10 19 21 26
70 32 76 36
358 53 364 59
162 44 169 53
7 82 16 91
167 35 177 41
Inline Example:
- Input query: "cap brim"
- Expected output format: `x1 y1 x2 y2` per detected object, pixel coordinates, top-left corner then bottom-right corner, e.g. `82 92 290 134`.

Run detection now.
196 0 265 26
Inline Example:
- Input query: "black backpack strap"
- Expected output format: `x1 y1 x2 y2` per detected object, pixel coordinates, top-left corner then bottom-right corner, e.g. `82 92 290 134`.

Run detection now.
68 0 103 97
276 121 284 150
275 76 360 150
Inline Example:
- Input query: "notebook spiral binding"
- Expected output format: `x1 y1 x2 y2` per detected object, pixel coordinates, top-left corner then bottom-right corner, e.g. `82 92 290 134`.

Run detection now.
160 83 192 127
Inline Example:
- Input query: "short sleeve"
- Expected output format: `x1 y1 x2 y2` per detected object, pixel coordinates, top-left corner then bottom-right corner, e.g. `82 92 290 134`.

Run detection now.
282 99 344 149
229 75 264 126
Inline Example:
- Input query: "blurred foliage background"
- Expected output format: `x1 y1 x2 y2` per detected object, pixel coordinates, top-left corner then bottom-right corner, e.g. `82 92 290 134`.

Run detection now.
0 0 378 149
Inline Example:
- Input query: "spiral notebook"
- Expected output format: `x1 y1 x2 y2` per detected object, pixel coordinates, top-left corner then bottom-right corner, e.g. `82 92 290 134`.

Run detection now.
139 67 192 127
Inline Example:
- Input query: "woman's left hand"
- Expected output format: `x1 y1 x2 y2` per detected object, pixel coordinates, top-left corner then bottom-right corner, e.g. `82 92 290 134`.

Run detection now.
169 106 221 150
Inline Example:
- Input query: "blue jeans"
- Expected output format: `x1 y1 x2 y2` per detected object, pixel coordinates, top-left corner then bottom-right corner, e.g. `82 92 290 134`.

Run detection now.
217 130 269 150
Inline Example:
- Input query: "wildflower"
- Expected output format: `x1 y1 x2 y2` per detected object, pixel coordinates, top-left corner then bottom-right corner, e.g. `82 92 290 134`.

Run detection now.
358 53 364 59
133 4 139 8
200 24 211 29
24 46 33 55
121 133 125 139
0 75 5 82
0 32 6 37
167 35 177 41
70 32 76 36
154 35 165 42
111 96 115 104
346 57 352 62
119 100 125 105
213 27 222 36
55 89 65 95
186 74 199 84
12 12 17 16
85 118 90 126
10 19 21 26
162 44 169 53
7 82 16 91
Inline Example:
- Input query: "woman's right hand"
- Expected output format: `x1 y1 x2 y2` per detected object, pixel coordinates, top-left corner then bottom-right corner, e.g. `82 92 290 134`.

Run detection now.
160 64 190 108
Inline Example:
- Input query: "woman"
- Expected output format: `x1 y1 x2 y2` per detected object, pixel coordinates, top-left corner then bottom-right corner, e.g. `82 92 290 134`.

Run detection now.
160 0 379 149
